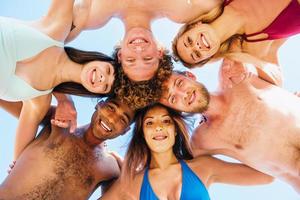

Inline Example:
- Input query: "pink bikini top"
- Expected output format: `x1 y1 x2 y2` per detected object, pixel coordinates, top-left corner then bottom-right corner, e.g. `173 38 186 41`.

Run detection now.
224 0 300 42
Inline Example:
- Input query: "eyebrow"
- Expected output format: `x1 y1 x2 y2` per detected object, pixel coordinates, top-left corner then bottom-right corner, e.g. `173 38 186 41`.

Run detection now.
123 112 130 123
111 100 131 123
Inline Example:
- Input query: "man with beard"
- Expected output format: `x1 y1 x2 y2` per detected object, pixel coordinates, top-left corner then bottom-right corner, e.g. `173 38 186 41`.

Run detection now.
159 59 300 193
0 98 135 199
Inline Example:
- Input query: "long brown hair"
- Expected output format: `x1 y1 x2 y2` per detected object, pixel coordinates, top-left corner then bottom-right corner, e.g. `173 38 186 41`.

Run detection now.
53 47 120 97
124 104 193 179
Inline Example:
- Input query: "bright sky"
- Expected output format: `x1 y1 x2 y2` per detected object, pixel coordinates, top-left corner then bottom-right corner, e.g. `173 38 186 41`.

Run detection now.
0 1 299 199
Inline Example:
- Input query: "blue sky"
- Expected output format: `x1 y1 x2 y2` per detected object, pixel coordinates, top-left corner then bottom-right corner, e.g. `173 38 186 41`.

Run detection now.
0 1 299 199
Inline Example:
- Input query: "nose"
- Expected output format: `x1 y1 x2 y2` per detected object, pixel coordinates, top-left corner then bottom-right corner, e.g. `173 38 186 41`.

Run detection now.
156 126 163 132
99 74 105 83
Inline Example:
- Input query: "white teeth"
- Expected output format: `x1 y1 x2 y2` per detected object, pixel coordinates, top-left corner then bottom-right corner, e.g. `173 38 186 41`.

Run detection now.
92 70 96 84
131 38 147 44
201 35 210 48
100 120 112 132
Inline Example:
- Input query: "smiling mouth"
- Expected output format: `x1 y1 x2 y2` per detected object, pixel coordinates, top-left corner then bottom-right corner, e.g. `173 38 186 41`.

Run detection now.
152 135 168 141
91 69 96 84
188 90 196 105
129 37 148 45
200 34 210 49
99 119 112 132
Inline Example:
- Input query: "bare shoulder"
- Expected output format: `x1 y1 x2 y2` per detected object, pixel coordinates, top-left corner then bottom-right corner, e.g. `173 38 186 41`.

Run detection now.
100 172 143 200
94 150 121 180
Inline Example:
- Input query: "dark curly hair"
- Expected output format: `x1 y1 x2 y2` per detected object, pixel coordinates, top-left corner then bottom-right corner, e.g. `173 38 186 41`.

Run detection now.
112 48 173 110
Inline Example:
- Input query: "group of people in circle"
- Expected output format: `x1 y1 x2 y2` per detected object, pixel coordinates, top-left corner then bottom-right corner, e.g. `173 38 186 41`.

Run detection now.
1 0 300 199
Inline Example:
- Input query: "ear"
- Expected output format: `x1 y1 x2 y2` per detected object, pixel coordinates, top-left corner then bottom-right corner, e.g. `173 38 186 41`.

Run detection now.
117 50 122 62
184 71 196 80
157 48 164 59
121 126 131 135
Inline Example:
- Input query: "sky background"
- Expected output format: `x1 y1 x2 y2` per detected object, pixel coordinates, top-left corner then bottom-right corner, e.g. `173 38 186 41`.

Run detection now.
0 0 299 199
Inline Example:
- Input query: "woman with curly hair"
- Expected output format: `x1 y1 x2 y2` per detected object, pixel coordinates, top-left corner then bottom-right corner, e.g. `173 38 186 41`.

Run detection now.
68 0 223 82
173 0 300 86
112 48 173 110
99 104 273 199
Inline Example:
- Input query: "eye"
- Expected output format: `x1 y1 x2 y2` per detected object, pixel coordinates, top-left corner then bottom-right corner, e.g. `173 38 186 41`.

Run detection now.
169 95 176 104
120 117 127 125
187 36 192 45
107 65 111 75
126 58 135 63
107 104 115 112
145 121 153 126
163 119 171 124
176 79 183 87
144 57 153 61
194 50 201 58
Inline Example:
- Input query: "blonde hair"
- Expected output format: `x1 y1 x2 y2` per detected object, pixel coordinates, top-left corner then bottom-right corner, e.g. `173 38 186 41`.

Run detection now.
172 3 224 68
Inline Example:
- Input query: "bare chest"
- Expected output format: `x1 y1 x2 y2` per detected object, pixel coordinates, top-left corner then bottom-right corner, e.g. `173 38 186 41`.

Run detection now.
233 0 292 35
1 135 106 200
116 0 205 23
15 47 62 91
195 84 300 173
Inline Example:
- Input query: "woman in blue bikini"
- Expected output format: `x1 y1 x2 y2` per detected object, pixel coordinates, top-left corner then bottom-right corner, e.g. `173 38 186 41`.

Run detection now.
0 0 119 161
100 103 273 200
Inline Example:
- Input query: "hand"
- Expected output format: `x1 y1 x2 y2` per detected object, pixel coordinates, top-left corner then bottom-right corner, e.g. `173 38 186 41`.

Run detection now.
220 58 257 89
7 161 16 174
51 95 77 133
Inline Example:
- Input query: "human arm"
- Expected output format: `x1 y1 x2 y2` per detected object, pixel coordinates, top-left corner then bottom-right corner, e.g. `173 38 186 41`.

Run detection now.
32 0 75 41
219 57 283 90
52 92 77 133
0 99 22 118
13 94 52 160
239 39 287 86
65 0 113 43
194 156 274 187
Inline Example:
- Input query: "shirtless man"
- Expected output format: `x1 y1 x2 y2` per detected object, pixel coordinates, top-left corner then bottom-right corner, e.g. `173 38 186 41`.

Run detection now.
159 59 300 193
0 98 135 199
67 0 222 81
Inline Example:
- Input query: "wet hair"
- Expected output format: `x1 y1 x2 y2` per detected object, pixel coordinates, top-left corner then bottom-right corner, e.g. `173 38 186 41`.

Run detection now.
172 1 228 68
112 48 173 110
124 103 193 179
53 47 120 97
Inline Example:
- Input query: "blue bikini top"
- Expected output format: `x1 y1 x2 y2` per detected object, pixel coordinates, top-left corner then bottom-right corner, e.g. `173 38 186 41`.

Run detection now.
140 160 210 200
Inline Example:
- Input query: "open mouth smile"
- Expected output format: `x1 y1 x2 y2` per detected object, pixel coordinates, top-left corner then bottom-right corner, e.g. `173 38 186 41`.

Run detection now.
99 119 112 132
152 135 168 141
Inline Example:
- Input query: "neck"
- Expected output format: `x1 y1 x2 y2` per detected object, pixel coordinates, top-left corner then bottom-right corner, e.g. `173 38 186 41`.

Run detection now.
123 12 153 31
150 149 178 170
79 124 105 148
53 52 83 87
204 93 225 120
211 6 245 43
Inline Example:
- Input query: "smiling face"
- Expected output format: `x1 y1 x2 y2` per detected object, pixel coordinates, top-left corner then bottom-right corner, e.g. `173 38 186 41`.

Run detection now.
90 99 135 141
81 61 115 94
176 23 220 65
118 27 162 81
143 106 176 153
160 72 210 113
